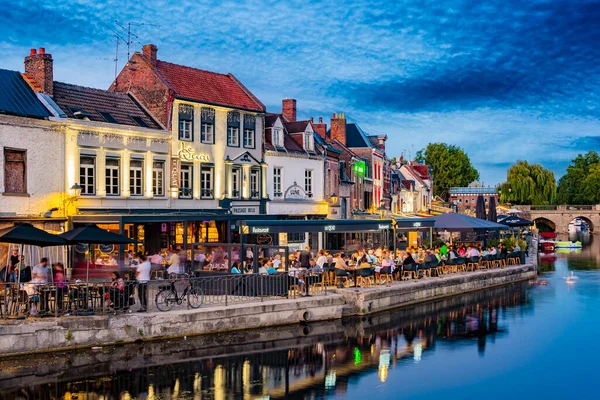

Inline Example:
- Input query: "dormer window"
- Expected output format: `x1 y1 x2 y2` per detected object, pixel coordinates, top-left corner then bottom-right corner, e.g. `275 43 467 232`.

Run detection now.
98 111 119 124
273 128 283 147
304 132 313 151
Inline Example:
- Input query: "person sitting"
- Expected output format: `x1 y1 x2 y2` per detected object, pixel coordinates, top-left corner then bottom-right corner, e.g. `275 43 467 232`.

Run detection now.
288 264 306 294
489 246 498 256
107 271 125 308
167 251 183 276
258 259 269 275
334 253 353 285
272 254 282 269
231 262 242 274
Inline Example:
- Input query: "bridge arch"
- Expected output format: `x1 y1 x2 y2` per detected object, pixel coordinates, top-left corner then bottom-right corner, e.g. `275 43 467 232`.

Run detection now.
569 216 594 232
533 217 556 232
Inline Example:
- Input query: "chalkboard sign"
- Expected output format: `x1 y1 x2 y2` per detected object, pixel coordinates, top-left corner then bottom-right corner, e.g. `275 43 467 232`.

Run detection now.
99 244 115 254
75 243 89 254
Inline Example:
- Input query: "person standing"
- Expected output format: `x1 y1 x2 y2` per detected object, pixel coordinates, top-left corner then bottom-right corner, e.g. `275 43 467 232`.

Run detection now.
299 246 312 269
135 253 151 312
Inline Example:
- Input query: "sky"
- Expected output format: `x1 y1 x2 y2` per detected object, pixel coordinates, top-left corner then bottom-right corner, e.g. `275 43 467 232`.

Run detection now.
1 0 599 185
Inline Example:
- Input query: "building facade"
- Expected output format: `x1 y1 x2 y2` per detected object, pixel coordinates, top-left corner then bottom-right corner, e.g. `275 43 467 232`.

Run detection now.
390 160 433 215
449 183 499 214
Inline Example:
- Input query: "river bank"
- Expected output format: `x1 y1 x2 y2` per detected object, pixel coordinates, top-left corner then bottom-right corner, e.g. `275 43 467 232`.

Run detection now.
0 264 536 357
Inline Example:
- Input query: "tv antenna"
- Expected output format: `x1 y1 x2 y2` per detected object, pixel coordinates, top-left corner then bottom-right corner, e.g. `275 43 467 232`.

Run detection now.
115 21 161 61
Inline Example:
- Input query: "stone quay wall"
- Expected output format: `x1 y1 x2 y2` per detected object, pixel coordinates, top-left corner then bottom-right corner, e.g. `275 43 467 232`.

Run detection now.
0 264 536 357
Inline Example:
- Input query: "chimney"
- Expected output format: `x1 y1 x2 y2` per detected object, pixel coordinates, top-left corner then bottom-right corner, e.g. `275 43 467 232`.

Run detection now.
377 135 386 152
330 113 347 146
24 47 53 95
312 116 327 139
143 44 158 67
282 98 296 122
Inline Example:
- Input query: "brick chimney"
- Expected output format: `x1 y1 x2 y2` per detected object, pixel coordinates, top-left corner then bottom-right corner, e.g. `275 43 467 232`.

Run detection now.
24 48 53 95
282 98 296 122
377 135 387 152
312 116 327 139
143 44 158 67
330 113 346 146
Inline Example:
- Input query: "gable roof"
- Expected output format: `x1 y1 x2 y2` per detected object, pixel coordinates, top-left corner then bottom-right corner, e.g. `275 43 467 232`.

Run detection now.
284 120 310 134
52 82 163 129
154 59 265 112
0 69 50 119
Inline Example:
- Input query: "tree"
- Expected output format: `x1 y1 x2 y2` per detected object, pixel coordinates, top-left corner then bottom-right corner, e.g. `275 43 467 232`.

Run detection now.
499 160 556 205
415 143 479 200
556 151 600 204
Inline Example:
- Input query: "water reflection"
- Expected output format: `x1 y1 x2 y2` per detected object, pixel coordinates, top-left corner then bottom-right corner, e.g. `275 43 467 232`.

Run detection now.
0 282 531 400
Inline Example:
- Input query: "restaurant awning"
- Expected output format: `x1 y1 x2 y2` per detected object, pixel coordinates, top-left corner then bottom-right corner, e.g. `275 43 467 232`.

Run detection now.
497 215 533 227
240 219 394 234
433 212 509 231
393 216 436 229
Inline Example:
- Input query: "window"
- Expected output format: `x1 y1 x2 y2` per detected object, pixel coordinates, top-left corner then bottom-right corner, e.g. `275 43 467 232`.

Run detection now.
273 167 282 197
200 166 214 199
153 161 164 196
250 169 260 199
471 198 475 204
105 158 120 195
227 111 240 147
79 156 95 195
131 116 149 128
243 114 256 148
232 167 241 198
98 111 119 124
304 169 313 198
304 132 313 151
273 129 283 147
200 107 215 144
244 128 255 148
179 164 193 198
4 149 26 194
129 160 143 196
458 198 462 204
178 104 194 141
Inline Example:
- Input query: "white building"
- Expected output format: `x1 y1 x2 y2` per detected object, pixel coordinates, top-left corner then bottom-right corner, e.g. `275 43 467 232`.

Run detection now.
391 161 433 215
264 112 327 249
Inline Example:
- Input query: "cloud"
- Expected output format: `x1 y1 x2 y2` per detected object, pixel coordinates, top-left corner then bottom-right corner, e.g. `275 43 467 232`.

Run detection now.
1 0 599 185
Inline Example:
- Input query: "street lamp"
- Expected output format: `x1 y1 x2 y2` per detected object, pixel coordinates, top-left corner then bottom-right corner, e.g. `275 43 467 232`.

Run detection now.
70 183 82 198
377 204 387 219
329 193 338 204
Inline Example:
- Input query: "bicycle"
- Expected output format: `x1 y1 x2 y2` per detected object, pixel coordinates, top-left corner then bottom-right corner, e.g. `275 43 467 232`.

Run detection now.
155 274 204 311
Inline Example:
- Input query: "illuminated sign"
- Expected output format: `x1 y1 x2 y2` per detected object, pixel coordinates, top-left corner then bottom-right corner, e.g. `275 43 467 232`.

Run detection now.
178 145 210 162
413 222 422 227
232 207 259 215
324 225 336 232
251 227 269 234
353 160 366 177
378 224 390 230
170 158 180 189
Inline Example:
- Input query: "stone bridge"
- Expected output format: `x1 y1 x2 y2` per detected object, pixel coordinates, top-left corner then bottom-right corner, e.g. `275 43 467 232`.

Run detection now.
513 205 600 233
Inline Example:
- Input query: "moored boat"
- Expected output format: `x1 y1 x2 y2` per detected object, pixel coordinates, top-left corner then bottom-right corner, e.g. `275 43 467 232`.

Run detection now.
555 241 582 249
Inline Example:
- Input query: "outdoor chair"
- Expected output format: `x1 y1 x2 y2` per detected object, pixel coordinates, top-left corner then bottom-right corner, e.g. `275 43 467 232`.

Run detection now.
454 257 467 272
334 268 350 286
466 256 480 272
418 263 431 278
402 263 418 280
508 252 520 265
379 266 394 284
480 255 492 269
357 268 375 287
500 254 508 268
431 261 444 277
445 258 457 274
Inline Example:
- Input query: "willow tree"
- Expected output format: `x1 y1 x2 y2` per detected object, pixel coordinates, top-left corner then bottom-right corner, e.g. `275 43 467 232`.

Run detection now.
500 161 556 205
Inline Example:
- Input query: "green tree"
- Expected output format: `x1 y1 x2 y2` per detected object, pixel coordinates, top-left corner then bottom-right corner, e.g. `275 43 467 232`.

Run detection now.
499 160 556 205
415 143 479 200
556 151 600 204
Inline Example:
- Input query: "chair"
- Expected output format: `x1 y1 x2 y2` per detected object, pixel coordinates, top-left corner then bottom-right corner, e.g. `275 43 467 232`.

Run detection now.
356 268 375 287
466 256 479 272
454 257 467 272
402 263 418 280
508 252 520 265
479 255 491 269
380 266 394 284
151 270 165 280
334 268 350 286
445 258 457 274
418 263 431 278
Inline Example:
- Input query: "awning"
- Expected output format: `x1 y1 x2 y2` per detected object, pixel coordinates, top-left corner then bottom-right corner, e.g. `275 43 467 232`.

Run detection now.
393 216 436 229
240 219 394 234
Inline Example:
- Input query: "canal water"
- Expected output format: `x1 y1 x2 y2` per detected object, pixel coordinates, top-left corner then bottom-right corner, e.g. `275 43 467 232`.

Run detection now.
1 236 599 400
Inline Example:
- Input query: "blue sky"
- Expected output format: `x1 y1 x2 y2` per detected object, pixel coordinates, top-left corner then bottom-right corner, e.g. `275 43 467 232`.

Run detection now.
2 0 599 184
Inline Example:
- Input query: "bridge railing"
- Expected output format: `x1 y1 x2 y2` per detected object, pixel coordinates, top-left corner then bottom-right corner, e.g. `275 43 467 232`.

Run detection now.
519 205 598 211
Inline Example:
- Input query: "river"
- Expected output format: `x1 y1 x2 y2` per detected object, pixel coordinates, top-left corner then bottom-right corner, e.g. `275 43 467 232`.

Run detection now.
1 237 598 399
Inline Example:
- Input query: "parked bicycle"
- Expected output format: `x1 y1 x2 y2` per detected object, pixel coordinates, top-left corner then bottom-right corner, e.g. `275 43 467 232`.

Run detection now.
155 274 204 311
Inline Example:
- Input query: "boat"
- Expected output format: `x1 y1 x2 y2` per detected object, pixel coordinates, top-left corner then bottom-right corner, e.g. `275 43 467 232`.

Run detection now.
555 241 582 249
539 232 557 252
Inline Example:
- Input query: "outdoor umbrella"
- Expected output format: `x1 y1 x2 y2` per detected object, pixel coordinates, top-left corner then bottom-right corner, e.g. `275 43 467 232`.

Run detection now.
0 223 68 316
434 212 509 231
59 224 135 285
488 197 498 223
475 195 487 220
497 215 533 227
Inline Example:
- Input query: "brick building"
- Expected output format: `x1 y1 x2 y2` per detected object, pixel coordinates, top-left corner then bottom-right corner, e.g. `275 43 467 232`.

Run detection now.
449 183 499 214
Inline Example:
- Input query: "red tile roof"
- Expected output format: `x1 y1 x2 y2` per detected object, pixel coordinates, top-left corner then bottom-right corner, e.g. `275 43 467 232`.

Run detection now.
412 165 430 179
155 60 265 112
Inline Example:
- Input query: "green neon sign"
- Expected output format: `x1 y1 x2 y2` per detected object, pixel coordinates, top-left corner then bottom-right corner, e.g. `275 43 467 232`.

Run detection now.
353 161 366 177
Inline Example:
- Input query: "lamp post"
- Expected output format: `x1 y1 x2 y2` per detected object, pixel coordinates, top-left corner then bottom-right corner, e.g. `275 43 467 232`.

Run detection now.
329 193 338 205
64 183 82 229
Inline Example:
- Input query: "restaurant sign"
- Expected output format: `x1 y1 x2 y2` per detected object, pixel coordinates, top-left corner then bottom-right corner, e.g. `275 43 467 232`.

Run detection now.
178 145 210 162
284 183 307 200
231 206 260 215
170 158 180 189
